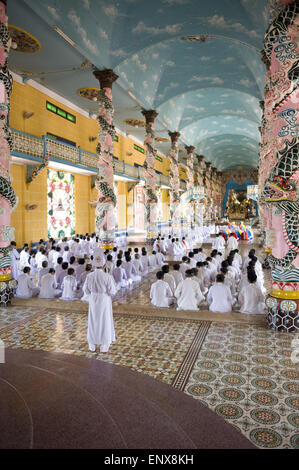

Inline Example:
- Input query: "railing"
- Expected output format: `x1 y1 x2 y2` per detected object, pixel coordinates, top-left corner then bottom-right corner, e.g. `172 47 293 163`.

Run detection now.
11 128 179 188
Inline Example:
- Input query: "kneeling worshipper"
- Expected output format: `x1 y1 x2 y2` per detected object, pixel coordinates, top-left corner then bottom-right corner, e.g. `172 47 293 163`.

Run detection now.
84 257 117 353
238 271 265 315
175 269 205 311
207 273 234 313
112 259 132 289
61 268 80 300
150 271 175 308
39 268 62 299
15 266 40 299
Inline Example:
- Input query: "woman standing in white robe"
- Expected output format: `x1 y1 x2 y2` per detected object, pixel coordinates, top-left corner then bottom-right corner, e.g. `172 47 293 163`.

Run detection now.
39 269 62 299
19 247 30 271
11 242 20 280
84 259 117 353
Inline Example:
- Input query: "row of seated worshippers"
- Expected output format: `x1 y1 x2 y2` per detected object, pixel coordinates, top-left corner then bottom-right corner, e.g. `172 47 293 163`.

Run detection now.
150 248 266 315
14 240 167 301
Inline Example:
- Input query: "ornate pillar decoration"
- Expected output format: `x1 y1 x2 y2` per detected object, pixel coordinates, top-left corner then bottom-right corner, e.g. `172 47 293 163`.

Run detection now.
93 69 118 249
168 131 181 235
260 0 299 332
185 145 195 228
141 109 158 241
204 162 212 219
0 0 18 306
211 167 217 219
194 155 205 227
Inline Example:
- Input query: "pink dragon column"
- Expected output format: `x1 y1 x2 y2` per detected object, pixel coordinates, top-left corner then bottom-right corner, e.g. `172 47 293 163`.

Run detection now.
185 145 195 229
141 109 158 242
0 0 18 306
260 0 299 332
93 69 118 250
204 162 212 220
168 131 181 236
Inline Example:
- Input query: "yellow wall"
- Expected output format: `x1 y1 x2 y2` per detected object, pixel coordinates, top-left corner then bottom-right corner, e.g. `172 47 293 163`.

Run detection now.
11 79 170 177
10 79 173 245
10 163 96 247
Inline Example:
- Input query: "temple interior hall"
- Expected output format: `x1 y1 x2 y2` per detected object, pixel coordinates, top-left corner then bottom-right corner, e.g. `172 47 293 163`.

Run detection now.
0 0 299 452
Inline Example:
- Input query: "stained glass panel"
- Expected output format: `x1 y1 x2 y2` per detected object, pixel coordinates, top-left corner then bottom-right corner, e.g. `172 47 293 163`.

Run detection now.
47 169 75 239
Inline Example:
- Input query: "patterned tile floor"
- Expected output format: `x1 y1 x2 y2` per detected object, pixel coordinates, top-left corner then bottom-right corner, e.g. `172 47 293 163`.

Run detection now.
0 307 206 385
1 242 297 449
184 321 299 449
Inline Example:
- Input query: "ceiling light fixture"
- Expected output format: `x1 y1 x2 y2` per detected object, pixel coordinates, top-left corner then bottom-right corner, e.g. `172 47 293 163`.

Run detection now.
53 26 76 47
23 111 34 119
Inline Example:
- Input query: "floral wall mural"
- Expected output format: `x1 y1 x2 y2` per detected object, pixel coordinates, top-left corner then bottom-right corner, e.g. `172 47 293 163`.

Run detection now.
47 169 75 239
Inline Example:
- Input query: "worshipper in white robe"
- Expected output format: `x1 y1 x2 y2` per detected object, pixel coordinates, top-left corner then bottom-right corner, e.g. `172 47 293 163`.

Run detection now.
180 257 190 279
123 255 141 283
161 264 176 294
79 264 93 289
61 268 80 300
238 272 265 315
220 267 237 297
206 257 217 283
15 267 40 298
192 267 208 296
140 251 150 275
195 262 209 290
92 240 104 260
58 237 68 251
63 246 72 263
155 249 165 267
171 264 184 288
37 261 49 287
175 270 205 311
226 233 239 253
19 247 30 271
148 251 158 272
29 250 38 275
187 252 197 268
75 258 86 283
197 248 206 262
36 248 48 269
160 238 167 255
207 273 234 313
132 253 144 277
56 262 69 289
48 246 57 268
105 255 114 275
150 271 175 307
153 238 161 252
11 242 20 281
84 258 117 353
39 269 62 299
112 259 131 289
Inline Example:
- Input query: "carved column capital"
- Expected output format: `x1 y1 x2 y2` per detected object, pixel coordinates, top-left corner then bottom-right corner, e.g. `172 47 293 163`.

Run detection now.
185 145 195 154
141 109 158 124
93 69 119 88
168 131 180 143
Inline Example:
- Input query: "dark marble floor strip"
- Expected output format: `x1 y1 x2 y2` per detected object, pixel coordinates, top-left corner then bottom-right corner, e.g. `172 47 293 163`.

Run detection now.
172 321 211 391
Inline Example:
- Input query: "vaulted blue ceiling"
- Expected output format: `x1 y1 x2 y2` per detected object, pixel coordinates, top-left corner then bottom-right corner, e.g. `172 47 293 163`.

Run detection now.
8 0 270 170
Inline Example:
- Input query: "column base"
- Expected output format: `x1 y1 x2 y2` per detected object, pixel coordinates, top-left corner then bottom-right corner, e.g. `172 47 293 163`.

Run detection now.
266 295 299 333
0 279 17 307
100 242 114 250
